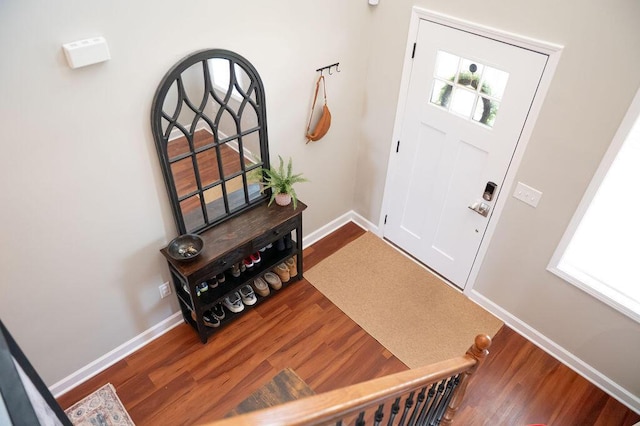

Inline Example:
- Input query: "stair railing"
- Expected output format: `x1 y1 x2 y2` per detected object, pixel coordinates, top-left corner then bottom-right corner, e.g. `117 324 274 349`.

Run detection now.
208 334 491 426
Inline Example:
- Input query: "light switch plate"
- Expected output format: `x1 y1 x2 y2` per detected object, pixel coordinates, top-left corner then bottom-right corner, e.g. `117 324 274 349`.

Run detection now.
513 182 542 208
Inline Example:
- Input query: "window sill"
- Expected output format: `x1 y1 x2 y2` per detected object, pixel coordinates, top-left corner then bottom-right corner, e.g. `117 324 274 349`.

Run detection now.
548 263 640 324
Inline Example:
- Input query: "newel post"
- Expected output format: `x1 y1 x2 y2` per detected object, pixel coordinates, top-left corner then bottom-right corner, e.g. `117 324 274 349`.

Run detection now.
441 334 491 425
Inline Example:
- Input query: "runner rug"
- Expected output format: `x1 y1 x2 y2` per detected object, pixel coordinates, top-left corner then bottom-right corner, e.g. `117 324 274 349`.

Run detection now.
305 232 503 368
64 383 135 425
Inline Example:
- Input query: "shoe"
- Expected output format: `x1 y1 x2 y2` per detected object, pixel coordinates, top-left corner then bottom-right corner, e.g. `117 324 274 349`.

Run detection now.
276 237 286 251
231 263 241 278
243 257 254 270
196 282 208 296
284 233 293 249
264 271 283 290
285 257 297 277
273 263 290 283
253 277 270 297
223 292 244 313
216 272 226 284
266 243 273 249
250 252 261 264
240 261 247 273
208 278 218 289
239 285 257 305
191 310 220 328
212 303 225 320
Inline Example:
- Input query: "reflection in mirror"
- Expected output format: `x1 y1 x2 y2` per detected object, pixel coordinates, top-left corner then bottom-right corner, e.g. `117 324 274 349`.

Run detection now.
242 131 262 167
167 134 190 161
193 118 215 150
195 150 221 187
152 49 270 234
170 158 198 198
219 143 243 179
202 186 229 223
181 196 205 233
240 102 259 132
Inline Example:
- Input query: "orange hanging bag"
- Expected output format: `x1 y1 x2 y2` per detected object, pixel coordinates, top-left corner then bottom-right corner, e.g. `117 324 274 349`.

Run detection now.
305 75 331 143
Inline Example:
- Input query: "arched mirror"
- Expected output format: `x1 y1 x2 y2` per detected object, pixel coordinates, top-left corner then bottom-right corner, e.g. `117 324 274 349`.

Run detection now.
151 49 270 234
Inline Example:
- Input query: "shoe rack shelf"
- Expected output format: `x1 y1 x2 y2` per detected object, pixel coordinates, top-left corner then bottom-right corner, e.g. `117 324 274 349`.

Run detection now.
160 200 306 343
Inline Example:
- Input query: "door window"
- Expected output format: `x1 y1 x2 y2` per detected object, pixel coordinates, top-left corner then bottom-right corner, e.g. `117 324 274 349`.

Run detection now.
429 50 509 128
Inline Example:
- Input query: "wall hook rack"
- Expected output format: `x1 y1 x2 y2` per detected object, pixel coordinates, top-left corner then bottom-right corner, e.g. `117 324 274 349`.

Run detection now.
316 62 340 76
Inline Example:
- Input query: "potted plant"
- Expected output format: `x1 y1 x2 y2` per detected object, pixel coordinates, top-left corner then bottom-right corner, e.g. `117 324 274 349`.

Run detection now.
262 156 308 208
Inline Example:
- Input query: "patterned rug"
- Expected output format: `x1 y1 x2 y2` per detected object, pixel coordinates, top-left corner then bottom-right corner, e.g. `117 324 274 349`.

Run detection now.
64 383 135 425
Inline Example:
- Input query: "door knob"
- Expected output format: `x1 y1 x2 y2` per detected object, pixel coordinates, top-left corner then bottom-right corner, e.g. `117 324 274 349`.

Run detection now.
468 202 490 217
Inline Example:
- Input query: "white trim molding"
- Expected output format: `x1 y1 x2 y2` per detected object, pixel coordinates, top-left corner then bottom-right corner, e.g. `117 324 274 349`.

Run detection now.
50 312 183 398
377 6 564 295
53 211 375 398
302 210 379 249
469 290 640 413
548 87 640 324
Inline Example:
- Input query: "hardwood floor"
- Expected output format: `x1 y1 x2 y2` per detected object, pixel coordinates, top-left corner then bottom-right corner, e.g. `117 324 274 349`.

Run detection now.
57 222 639 425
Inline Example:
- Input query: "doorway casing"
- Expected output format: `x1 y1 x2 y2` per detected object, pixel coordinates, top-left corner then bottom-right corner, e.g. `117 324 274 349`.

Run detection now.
378 7 563 295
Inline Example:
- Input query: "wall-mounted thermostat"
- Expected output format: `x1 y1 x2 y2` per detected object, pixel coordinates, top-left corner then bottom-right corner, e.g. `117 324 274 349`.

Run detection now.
62 37 110 69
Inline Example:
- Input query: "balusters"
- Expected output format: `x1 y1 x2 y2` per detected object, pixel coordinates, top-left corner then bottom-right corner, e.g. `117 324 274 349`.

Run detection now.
332 372 465 426
407 386 427 425
398 391 415 426
374 404 385 426
387 397 401 426
417 383 437 425
432 376 460 425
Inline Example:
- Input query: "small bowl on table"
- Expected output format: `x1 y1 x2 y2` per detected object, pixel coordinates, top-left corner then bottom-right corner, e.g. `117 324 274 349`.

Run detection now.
167 234 204 262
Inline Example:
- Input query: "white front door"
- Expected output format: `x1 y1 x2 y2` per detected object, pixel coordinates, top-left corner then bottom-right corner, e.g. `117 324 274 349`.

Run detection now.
384 19 548 289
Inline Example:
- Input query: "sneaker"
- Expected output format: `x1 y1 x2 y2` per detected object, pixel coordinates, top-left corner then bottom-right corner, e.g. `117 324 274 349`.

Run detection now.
202 310 220 327
231 263 241 278
212 303 225 320
239 285 257 305
191 310 220 328
253 277 270 297
240 261 247 273
276 237 286 251
208 278 218 288
285 256 297 277
196 282 208 296
250 252 261 264
216 273 226 284
264 271 283 290
273 263 290 283
284 233 293 249
223 292 244 313
243 257 254 270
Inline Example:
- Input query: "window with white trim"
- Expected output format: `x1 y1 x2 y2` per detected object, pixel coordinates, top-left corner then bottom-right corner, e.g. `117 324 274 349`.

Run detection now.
549 88 640 323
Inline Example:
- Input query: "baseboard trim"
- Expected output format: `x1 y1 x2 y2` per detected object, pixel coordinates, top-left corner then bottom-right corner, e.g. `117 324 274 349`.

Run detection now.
469 290 640 413
302 210 379 249
52 211 374 398
50 312 183 398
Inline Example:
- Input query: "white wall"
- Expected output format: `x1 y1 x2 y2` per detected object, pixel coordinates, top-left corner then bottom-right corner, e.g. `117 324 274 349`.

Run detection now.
0 0 370 385
3 0 639 407
355 0 640 403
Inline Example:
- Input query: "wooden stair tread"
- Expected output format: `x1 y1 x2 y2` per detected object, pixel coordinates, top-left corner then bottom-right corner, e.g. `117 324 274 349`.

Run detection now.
226 368 315 417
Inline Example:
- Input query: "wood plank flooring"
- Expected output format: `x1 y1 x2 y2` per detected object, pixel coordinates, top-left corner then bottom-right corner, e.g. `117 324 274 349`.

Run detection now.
57 222 639 425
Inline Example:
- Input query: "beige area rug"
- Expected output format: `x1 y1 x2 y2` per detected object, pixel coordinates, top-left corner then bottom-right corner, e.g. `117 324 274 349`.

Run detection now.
305 232 503 368
65 383 135 426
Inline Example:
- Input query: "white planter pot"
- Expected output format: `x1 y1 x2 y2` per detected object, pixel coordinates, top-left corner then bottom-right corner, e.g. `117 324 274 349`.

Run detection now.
275 193 292 206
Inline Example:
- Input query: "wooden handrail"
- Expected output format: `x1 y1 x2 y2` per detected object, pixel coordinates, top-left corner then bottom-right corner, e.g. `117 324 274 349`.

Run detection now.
207 335 491 426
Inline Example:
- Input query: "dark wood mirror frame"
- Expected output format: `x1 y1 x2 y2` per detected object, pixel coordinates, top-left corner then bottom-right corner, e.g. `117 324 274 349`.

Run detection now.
151 49 271 235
